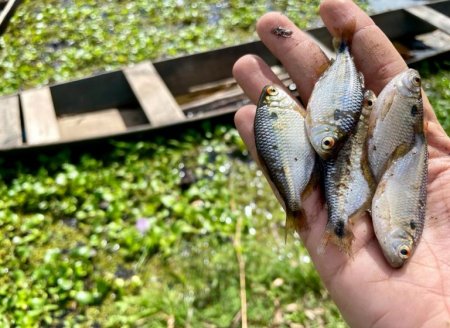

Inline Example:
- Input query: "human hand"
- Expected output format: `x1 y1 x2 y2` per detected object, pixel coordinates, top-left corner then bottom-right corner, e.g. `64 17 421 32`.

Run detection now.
232 0 450 326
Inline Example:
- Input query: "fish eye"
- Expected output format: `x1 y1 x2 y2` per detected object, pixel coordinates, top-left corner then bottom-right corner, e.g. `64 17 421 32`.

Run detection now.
364 98 374 108
411 75 421 87
398 245 411 259
266 86 278 96
321 137 335 150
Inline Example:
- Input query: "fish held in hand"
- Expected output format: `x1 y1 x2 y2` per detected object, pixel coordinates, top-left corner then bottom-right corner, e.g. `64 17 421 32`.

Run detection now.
372 133 428 268
367 68 423 181
254 85 316 232
320 90 377 255
306 39 364 160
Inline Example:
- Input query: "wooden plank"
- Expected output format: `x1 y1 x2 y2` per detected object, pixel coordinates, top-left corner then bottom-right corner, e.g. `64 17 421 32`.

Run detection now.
406 5 450 35
408 29 450 64
0 0 22 35
20 87 60 144
153 41 276 96
51 70 139 116
124 61 185 126
58 108 126 141
179 68 294 116
119 109 148 127
42 7 444 104
0 95 22 148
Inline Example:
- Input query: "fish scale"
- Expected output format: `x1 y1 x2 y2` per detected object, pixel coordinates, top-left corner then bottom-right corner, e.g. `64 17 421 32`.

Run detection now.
368 68 423 181
254 85 316 232
372 133 428 268
321 90 376 254
306 42 364 160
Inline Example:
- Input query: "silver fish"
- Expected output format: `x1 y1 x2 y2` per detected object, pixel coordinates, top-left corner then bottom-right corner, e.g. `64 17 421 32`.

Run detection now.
321 90 377 254
372 133 428 268
254 85 316 232
367 69 422 181
306 40 364 160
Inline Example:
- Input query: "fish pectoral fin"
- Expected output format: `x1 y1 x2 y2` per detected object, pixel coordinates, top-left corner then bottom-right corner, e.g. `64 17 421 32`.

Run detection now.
359 72 365 89
255 153 287 210
285 208 309 242
332 17 356 50
301 155 321 203
316 60 332 76
380 91 396 120
301 173 319 201
382 142 413 174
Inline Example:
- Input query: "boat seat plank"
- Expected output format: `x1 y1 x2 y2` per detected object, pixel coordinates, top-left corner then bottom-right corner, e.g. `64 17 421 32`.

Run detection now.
0 0 22 35
58 108 126 141
123 61 185 126
409 29 450 63
0 95 22 148
405 5 450 35
20 87 60 145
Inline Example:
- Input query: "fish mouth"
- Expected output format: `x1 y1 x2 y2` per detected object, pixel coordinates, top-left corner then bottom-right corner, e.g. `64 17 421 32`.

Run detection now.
383 251 406 268
382 232 414 268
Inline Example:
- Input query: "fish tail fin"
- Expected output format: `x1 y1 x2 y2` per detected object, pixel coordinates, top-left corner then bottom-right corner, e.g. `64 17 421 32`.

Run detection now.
416 109 426 134
332 17 356 52
318 221 355 256
285 208 309 242
332 37 348 52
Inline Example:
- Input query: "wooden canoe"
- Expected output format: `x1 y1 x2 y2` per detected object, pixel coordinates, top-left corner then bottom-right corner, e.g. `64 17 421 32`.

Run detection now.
0 0 449 153
0 0 21 35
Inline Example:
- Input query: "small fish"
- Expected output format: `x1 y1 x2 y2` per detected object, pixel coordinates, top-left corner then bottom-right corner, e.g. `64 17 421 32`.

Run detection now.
254 85 316 232
320 90 377 254
367 69 423 181
272 26 293 38
372 133 428 268
306 39 364 160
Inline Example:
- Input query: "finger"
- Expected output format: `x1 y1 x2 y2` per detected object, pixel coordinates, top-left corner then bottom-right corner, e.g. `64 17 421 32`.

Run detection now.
422 95 450 157
234 104 257 159
320 0 407 94
422 95 437 124
256 12 330 103
232 54 287 105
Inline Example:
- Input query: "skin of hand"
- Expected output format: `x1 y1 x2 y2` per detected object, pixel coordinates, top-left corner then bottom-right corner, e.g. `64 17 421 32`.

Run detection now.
232 0 450 327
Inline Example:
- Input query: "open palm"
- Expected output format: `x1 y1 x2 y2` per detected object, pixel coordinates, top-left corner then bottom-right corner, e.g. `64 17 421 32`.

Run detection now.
233 0 450 326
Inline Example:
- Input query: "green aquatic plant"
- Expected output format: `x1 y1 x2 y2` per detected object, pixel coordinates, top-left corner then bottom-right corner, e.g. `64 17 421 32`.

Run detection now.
0 124 340 326
419 60 450 135
0 0 366 95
